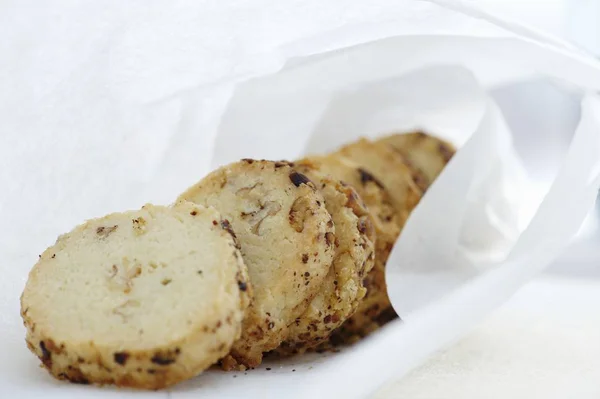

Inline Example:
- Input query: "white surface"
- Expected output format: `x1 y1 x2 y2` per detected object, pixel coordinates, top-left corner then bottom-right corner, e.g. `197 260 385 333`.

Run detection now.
375 274 600 399
467 0 566 37
2 1 600 398
471 0 600 56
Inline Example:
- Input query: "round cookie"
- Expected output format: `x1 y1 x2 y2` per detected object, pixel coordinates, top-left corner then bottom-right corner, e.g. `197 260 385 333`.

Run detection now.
177 159 335 369
377 131 456 191
20 203 250 390
294 156 401 337
335 138 423 227
277 173 376 354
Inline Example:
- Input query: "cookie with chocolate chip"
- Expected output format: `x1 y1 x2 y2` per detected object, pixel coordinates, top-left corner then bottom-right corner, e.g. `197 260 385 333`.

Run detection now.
294 155 402 337
335 138 422 226
20 203 250 389
377 131 456 191
177 159 335 369
277 173 376 354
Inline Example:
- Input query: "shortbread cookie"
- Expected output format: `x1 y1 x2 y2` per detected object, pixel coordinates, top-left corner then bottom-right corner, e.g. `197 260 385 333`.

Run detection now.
294 156 401 337
377 131 456 190
335 138 422 226
296 156 400 235
20 203 250 390
278 173 376 354
177 159 335 368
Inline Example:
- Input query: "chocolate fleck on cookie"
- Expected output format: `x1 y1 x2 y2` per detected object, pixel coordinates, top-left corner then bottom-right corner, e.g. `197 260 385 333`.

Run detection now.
278 169 375 354
20 203 250 389
335 138 422 226
177 159 335 369
377 131 456 190
295 155 403 337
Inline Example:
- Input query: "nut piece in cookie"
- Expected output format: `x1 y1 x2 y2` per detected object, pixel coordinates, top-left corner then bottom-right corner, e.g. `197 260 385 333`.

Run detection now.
20 203 250 389
177 159 335 368
295 155 401 337
277 170 376 354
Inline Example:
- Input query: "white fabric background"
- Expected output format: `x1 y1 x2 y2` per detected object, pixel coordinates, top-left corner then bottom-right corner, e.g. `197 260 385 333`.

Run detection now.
376 273 600 399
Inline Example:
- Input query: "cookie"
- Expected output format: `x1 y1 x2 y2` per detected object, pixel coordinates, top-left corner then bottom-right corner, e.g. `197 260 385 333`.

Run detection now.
177 159 335 368
20 203 250 390
377 131 456 191
335 138 422 226
294 156 401 337
277 172 376 354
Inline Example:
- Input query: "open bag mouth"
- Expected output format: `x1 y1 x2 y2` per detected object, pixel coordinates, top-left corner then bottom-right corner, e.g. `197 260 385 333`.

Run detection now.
3 1 600 398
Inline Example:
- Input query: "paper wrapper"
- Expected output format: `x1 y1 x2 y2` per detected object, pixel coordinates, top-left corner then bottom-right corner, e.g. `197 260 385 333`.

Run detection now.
2 1 600 398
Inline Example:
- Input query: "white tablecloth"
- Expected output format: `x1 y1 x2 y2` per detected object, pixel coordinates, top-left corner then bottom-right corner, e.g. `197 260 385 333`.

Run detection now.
374 273 600 398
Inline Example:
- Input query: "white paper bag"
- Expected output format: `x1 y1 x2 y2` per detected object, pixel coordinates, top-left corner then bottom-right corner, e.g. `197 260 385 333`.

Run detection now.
2 1 600 398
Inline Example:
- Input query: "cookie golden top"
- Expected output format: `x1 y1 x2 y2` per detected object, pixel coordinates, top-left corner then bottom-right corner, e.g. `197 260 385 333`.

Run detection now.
178 159 335 368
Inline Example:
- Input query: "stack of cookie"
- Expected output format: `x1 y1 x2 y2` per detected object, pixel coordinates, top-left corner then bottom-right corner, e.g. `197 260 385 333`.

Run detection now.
20 132 455 389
